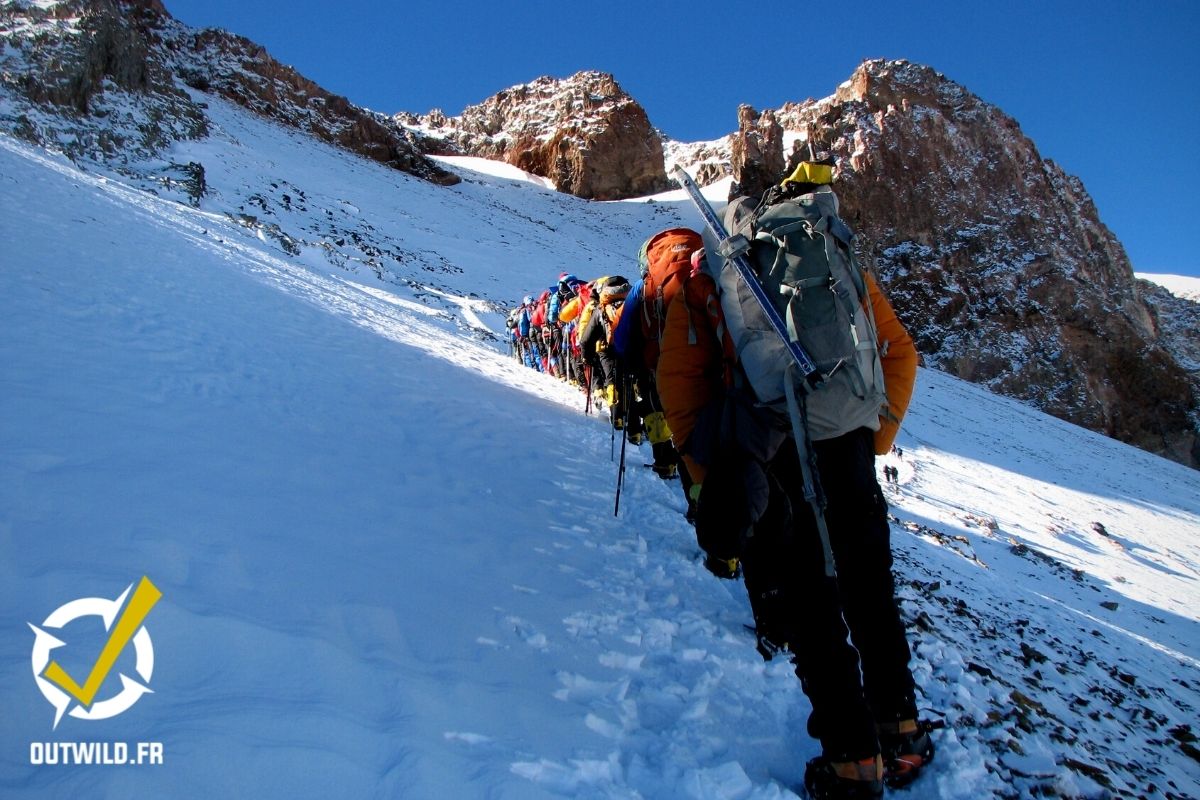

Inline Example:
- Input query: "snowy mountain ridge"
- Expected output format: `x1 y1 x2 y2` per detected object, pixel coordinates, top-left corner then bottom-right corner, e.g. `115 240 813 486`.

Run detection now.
2 80 1199 800
2 0 1196 468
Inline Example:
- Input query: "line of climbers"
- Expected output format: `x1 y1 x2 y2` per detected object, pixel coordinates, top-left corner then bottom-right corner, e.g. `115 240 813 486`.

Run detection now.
506 160 937 800
505 269 689 497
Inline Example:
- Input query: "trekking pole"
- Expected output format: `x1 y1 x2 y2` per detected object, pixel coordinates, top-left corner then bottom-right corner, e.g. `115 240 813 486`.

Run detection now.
584 365 593 415
610 384 616 461
614 373 631 516
614 423 628 516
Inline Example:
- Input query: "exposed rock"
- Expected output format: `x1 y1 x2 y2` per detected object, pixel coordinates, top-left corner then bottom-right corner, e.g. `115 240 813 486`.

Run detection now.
728 104 785 200
1137 279 1200 464
405 71 667 200
1 0 207 158
663 136 731 186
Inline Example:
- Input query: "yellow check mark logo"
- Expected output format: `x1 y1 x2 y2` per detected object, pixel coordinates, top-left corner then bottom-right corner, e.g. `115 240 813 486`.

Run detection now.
41 576 162 708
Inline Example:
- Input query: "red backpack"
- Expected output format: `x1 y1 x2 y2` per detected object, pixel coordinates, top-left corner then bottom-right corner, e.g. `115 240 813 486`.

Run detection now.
576 281 594 309
529 289 551 328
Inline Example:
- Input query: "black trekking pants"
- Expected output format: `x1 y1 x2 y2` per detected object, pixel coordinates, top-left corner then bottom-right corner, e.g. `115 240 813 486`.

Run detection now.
740 427 917 762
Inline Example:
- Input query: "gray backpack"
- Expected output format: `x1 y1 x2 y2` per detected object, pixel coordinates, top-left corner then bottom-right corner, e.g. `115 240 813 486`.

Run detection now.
702 185 887 441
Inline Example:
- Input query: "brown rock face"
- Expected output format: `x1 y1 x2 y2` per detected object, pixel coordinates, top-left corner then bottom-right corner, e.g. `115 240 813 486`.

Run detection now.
1 0 205 149
410 72 668 200
1137 281 1200 466
730 59 1198 467
728 105 785 199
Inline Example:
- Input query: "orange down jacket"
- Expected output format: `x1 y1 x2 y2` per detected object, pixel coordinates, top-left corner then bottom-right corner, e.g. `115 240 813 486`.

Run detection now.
656 271 917 485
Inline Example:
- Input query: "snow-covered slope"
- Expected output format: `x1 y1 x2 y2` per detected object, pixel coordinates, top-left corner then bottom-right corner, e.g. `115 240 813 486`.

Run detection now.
2 102 1198 800
1138 273 1200 304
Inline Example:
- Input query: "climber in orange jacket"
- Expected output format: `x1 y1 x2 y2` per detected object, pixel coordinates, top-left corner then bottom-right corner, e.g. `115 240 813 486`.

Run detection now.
645 173 930 799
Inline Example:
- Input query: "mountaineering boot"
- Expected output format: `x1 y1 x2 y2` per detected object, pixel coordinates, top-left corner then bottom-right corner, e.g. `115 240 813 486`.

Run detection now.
702 554 740 580
803 755 883 799
650 440 677 479
651 462 677 479
879 718 940 788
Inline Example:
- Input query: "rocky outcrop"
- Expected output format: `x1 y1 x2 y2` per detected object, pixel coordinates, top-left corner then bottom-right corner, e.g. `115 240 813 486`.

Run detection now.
1 0 207 158
663 136 731 187
403 72 667 200
723 59 1198 467
0 0 456 184
1138 280 1200 464
728 105 785 199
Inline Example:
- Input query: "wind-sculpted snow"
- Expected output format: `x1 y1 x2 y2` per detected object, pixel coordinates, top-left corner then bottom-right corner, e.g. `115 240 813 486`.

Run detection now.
1 124 1198 800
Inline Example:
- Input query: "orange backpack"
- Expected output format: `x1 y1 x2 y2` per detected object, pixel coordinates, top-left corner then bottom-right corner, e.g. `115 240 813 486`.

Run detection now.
639 228 704 369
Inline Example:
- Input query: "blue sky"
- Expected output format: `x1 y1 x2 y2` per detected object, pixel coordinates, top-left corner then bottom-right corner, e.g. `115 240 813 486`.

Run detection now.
164 0 1199 278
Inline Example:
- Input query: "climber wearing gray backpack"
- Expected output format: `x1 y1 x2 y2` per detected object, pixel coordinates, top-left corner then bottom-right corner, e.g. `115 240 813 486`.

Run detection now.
664 160 933 799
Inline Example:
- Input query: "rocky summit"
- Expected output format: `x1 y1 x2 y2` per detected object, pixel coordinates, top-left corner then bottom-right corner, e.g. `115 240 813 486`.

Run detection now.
721 60 1198 468
400 71 667 201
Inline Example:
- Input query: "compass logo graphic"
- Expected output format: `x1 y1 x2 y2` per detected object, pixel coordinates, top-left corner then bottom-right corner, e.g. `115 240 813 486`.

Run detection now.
28 576 162 729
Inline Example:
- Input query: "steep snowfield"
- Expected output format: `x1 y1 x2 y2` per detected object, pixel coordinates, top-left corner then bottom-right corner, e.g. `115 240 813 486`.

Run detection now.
1138 273 1200 303
1 97 1198 800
